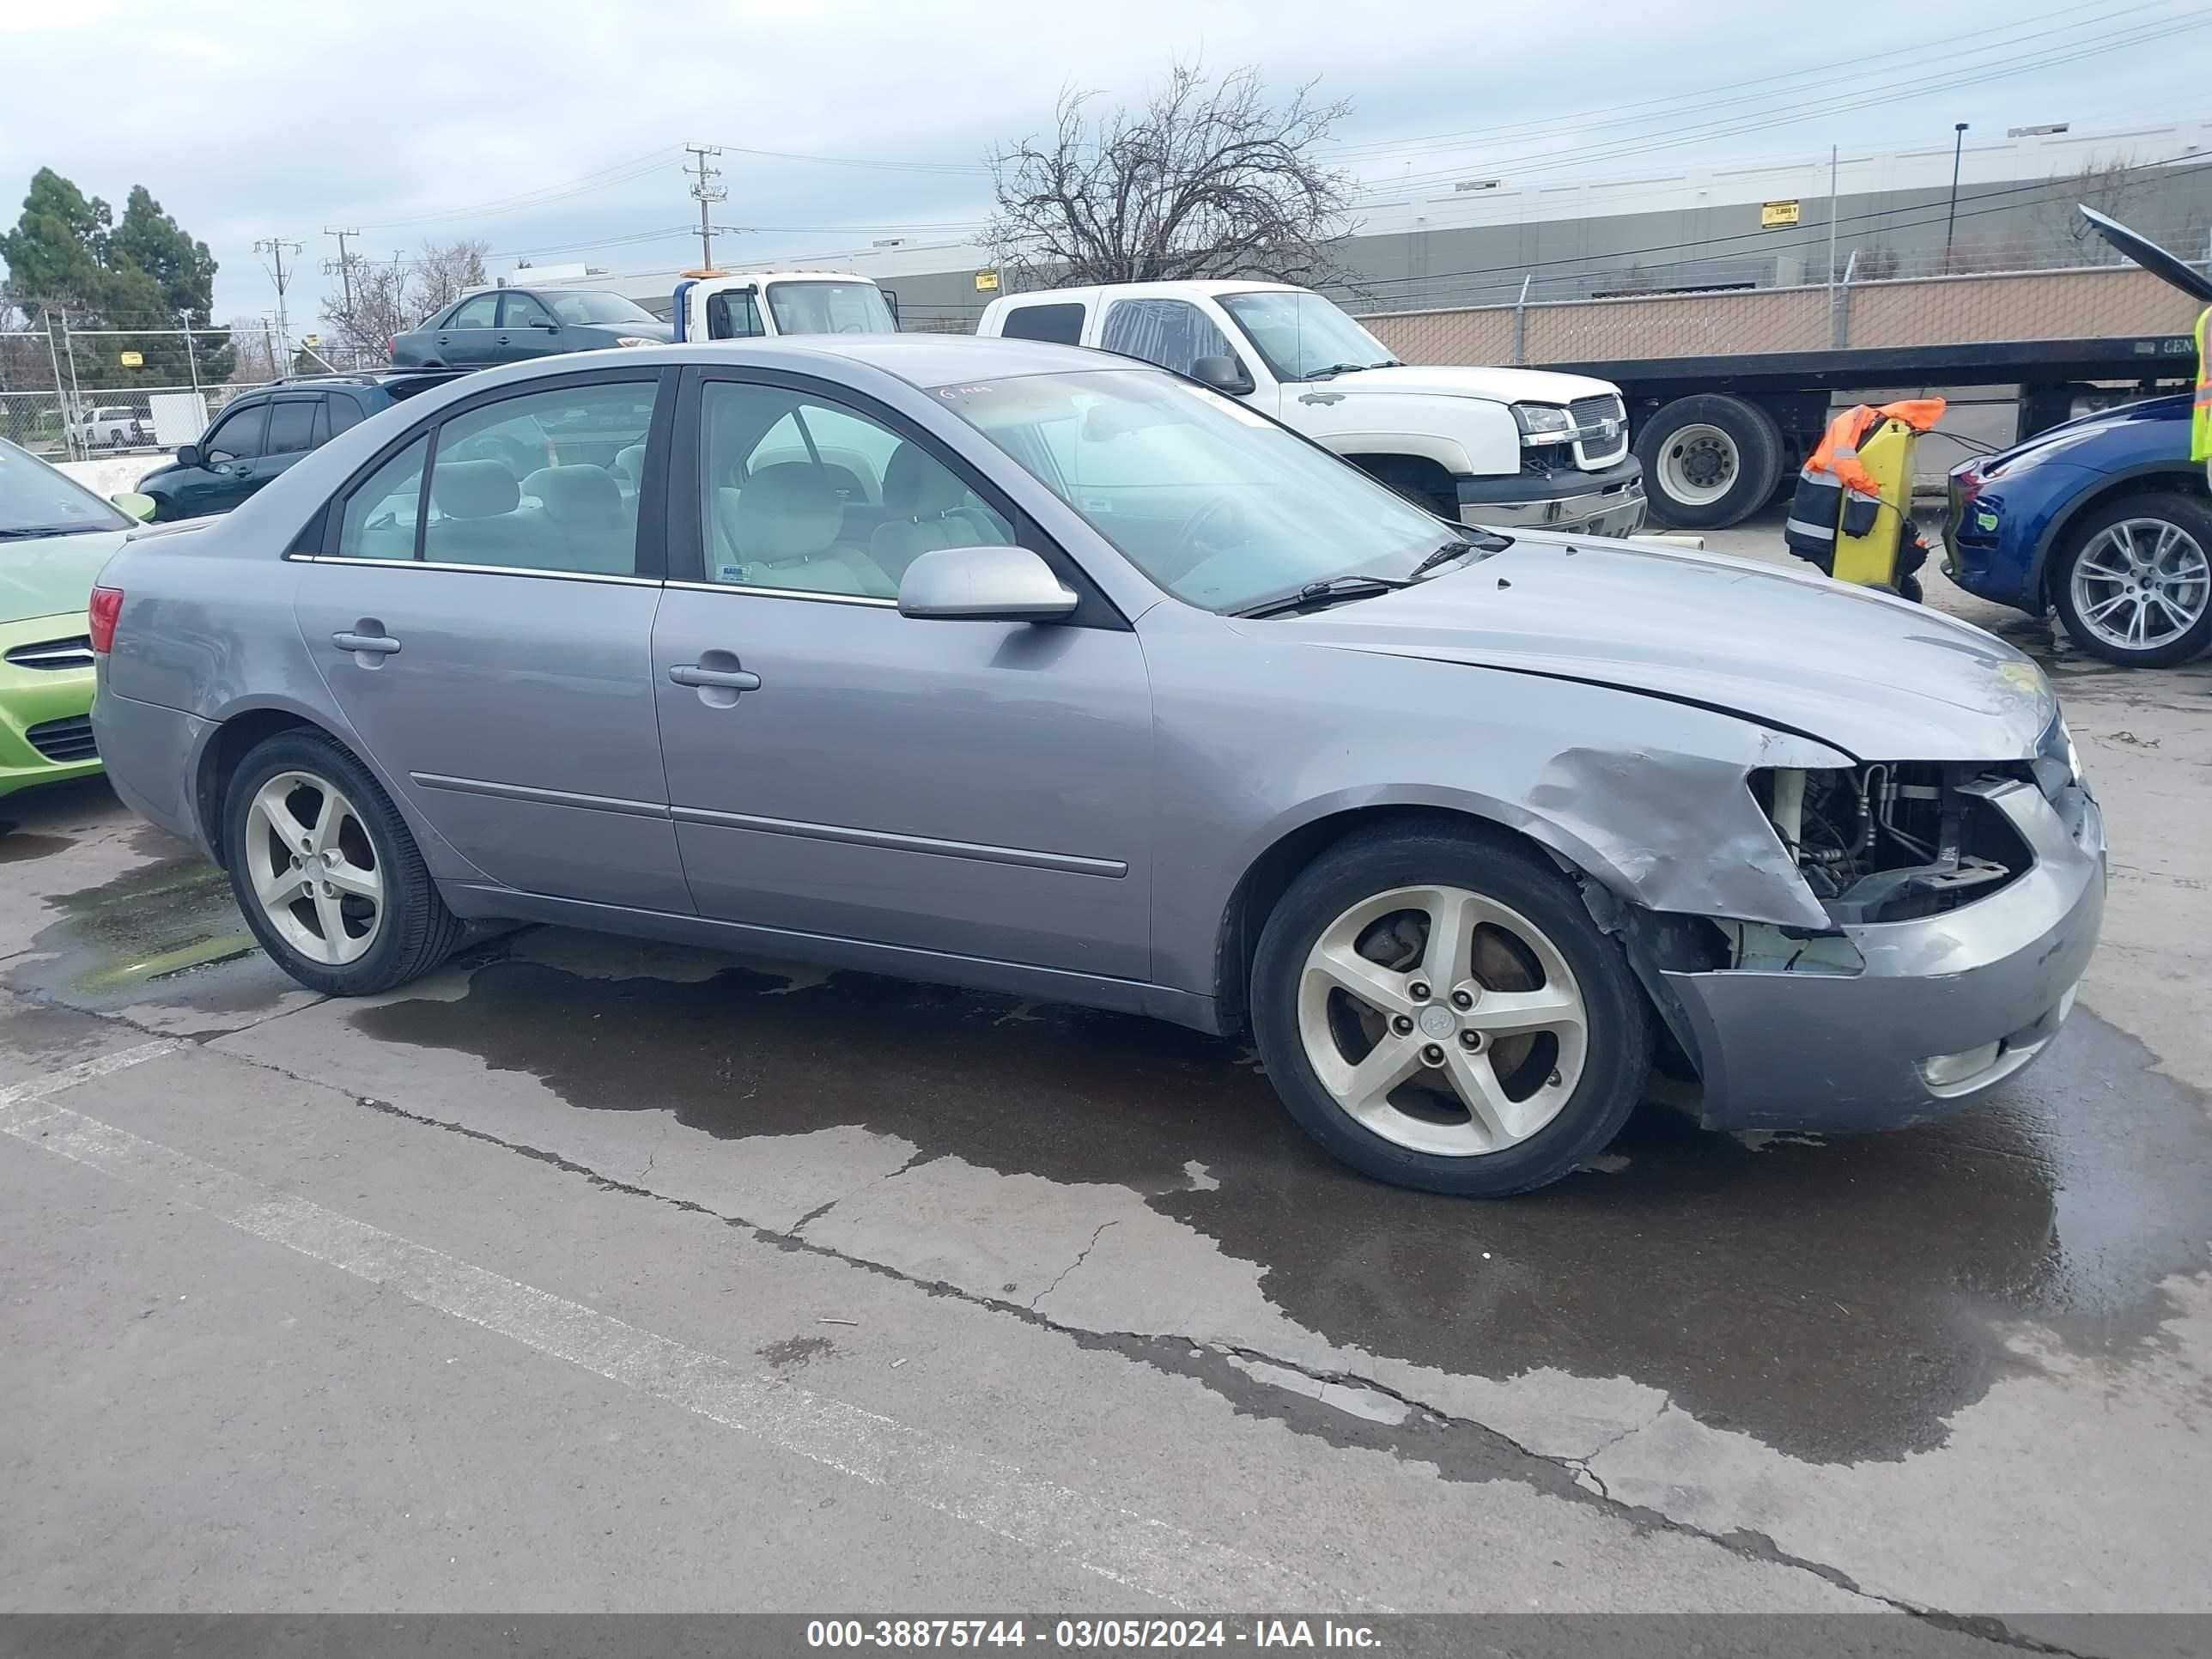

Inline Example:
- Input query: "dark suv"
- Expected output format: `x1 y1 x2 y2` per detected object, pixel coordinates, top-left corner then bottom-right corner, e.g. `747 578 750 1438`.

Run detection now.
137 372 462 521
389 286 672 368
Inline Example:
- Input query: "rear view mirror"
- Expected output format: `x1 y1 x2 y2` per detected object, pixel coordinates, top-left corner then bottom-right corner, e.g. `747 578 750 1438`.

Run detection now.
175 444 202 470
898 544 1078 622
111 491 155 522
1191 355 1255 396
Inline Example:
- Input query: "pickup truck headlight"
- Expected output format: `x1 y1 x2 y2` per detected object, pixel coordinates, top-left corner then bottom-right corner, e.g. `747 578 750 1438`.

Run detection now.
1511 403 1572 441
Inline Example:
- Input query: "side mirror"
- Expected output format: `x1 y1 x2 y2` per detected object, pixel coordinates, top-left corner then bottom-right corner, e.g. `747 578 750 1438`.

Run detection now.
175 444 202 470
1190 355 1255 397
898 544 1078 623
538 319 560 331
111 491 155 523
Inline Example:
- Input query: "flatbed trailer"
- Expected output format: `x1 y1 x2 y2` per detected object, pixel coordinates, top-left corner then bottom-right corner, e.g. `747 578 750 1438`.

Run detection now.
1540 332 2199 527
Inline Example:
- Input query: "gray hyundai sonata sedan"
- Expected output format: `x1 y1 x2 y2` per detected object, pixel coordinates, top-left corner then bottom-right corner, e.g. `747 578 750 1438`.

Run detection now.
88 336 2105 1195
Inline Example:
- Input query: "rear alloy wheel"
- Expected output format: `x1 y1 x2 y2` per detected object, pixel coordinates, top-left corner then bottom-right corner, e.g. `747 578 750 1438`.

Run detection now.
2051 494 2212 667
224 732 463 995
1252 829 1651 1196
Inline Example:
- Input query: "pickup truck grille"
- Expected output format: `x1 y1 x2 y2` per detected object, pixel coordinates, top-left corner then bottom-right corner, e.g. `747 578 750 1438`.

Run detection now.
6 635 96 671
26 714 97 763
1569 393 1629 470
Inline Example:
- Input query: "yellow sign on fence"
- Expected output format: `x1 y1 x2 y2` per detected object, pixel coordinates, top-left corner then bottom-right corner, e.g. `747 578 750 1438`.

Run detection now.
1760 200 1801 229
975 270 1000 292
118 349 143 368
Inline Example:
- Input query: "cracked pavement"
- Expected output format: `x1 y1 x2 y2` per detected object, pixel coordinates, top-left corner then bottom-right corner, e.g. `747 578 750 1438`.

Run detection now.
1 521 2208 1642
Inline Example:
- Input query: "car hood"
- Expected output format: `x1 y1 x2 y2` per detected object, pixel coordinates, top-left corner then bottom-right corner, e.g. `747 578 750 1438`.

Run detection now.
0 526 130 626
1974 390 2191 473
1308 363 1620 405
1246 533 2057 761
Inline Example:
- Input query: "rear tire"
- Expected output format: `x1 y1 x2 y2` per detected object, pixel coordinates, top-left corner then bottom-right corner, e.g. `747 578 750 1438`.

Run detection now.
1637 394 1784 529
222 731 463 995
2049 492 2212 668
1250 826 1653 1197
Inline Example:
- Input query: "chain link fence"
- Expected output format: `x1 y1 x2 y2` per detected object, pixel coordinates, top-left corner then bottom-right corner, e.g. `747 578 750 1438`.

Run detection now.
0 314 381 462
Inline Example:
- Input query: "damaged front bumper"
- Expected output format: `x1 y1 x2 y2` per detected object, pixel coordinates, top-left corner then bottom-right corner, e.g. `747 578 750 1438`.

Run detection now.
1651 778 2106 1133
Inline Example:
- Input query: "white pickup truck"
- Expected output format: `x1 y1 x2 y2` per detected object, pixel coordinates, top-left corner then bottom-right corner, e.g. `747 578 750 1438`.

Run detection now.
976 280 1644 538
670 270 898 342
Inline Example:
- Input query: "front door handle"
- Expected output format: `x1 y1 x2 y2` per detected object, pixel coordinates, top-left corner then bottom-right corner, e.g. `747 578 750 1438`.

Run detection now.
669 664 761 690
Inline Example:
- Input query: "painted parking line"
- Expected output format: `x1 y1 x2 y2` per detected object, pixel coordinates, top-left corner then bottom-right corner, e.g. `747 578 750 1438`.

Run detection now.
0 1043 1379 1613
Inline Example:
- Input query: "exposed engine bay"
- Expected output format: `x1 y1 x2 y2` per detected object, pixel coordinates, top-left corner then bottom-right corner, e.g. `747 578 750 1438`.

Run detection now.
1754 763 2037 926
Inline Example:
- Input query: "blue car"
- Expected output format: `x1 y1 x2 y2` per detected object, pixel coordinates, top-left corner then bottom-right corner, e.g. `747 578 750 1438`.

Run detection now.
1943 392 2209 668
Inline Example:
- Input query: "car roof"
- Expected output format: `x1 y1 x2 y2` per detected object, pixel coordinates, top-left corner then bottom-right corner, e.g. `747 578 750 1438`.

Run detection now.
416 334 1130 393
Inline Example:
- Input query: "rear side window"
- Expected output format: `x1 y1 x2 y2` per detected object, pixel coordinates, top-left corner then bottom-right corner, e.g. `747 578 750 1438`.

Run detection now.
328 397 364 435
334 435 428 560
1000 302 1085 346
265 399 316 457
1098 299 1232 378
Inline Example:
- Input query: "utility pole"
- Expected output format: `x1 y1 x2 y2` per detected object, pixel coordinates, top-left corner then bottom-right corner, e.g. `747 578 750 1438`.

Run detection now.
685 143 726 271
255 237 302 362
1944 123 1970 266
322 227 362 319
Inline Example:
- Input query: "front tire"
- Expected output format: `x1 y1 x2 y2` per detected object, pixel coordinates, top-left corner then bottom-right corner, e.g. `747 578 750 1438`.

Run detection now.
1636 394 1784 529
222 731 462 995
2050 492 2212 667
1250 826 1653 1196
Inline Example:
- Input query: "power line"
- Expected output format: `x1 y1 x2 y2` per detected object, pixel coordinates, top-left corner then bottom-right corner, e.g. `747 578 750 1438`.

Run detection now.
355 145 685 231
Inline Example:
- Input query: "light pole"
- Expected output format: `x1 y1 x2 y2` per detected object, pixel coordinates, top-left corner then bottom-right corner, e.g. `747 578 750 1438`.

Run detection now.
1944 122 1969 266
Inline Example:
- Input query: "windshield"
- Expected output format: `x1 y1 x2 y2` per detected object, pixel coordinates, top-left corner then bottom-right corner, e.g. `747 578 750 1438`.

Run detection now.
1217 290 1396 381
933 368 1461 613
0 440 131 538
765 281 897 335
544 290 660 326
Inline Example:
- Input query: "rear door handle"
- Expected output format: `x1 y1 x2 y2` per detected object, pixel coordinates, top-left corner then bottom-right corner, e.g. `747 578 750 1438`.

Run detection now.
331 629 401 659
668 664 761 690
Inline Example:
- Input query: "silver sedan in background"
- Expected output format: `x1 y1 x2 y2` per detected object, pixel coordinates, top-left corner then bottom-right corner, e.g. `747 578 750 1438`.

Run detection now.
88 337 2104 1195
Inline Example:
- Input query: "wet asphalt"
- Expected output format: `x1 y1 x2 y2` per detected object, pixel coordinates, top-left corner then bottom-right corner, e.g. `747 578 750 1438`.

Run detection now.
3 520 2209 1621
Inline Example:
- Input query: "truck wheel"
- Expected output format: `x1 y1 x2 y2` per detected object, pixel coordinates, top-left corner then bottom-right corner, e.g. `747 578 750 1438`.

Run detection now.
1636 395 1784 529
2050 492 2212 668
1250 825 1652 1197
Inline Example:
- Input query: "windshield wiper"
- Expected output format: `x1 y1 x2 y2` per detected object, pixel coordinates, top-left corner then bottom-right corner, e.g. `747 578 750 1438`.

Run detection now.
0 525 94 541
1235 574 1410 619
1407 531 1513 580
1298 361 1390 381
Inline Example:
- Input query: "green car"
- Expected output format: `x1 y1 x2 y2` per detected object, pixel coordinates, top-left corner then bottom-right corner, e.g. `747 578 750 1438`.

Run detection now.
0 438 149 799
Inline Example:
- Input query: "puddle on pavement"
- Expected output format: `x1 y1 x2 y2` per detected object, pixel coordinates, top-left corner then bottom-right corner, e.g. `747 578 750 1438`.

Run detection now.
7 848 283 1018
0 832 73 865
352 951 2212 1465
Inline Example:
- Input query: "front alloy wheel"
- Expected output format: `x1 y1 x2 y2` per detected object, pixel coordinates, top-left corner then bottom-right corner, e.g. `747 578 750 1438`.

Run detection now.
1251 828 1652 1196
1297 884 1587 1157
2053 493 2212 668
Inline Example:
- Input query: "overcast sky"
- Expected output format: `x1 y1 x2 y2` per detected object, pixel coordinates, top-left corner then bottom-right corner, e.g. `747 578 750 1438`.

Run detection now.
3 0 2205 329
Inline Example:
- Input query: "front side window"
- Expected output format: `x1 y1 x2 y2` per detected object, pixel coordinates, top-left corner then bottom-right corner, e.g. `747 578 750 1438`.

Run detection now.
1097 299 1234 378
698 380 1008 598
500 292 555 328
933 368 1455 614
1216 290 1397 383
447 294 499 329
706 289 763 339
265 399 317 457
204 404 267 463
1000 302 1086 346
422 380 658 574
544 290 659 326
334 435 428 560
763 281 896 336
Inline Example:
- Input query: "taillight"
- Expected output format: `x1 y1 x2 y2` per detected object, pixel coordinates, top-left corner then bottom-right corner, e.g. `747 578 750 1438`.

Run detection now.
88 586 124 654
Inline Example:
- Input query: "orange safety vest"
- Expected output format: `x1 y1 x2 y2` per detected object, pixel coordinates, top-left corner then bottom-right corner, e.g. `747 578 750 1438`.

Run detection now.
1804 398 1947 497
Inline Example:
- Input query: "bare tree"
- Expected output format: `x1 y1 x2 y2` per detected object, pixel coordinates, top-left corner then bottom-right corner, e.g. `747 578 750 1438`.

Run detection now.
2041 154 2149 252
988 64 1356 289
317 237 489 362
226 314 278 383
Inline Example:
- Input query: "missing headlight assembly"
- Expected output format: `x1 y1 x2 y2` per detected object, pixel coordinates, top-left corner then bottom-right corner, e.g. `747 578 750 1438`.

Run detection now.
1753 763 2035 926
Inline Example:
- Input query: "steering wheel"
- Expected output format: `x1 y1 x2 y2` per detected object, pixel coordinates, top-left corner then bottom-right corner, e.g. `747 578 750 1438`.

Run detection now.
1176 495 1249 562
